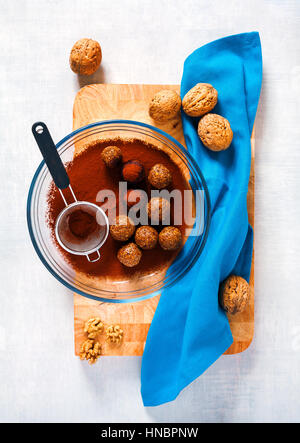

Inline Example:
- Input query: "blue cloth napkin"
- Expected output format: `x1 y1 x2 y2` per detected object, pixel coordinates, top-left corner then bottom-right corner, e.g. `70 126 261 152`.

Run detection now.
141 32 262 406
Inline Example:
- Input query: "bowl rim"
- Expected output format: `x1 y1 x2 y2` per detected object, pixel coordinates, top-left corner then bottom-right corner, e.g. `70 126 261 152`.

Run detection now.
27 119 211 303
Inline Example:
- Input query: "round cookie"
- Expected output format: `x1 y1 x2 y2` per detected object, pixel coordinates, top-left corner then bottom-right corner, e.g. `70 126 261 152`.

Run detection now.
110 215 135 241
219 275 250 315
117 243 142 267
148 164 172 189
135 226 158 250
149 90 181 123
101 146 122 168
182 83 218 117
198 113 233 151
159 226 182 251
147 197 170 224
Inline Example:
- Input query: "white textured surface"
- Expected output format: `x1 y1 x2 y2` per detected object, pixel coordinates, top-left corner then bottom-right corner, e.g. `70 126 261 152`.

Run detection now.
1 0 300 423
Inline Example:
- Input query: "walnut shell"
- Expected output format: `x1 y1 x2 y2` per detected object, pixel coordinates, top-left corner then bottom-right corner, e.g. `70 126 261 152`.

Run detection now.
219 275 250 315
198 113 233 151
148 164 172 189
182 83 218 117
149 90 181 123
70 38 102 75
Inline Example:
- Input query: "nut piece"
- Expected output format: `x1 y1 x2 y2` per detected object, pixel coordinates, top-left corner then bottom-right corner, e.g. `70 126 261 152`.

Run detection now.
106 325 124 344
69 38 102 75
149 90 181 123
182 83 218 117
101 146 122 168
79 339 102 364
159 226 182 251
122 160 145 184
117 243 142 267
198 113 233 151
147 197 171 224
219 275 250 315
110 215 135 241
135 226 158 250
84 317 104 339
148 164 172 189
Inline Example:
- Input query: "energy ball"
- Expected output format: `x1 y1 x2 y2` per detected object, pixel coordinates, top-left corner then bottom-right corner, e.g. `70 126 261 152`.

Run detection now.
135 226 158 250
110 215 135 241
117 243 142 267
219 275 250 315
159 226 182 251
101 145 122 168
69 38 102 75
182 83 218 117
122 160 145 184
198 113 233 151
147 197 170 224
148 164 172 189
123 189 144 208
149 90 181 123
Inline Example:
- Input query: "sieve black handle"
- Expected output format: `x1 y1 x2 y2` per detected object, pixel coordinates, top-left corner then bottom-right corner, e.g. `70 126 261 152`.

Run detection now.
32 122 70 190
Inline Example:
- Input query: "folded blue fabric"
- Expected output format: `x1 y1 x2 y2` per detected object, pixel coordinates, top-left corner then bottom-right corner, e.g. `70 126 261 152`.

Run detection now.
141 32 262 407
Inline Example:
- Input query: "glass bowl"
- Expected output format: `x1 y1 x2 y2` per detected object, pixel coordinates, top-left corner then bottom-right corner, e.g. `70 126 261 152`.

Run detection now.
27 121 210 303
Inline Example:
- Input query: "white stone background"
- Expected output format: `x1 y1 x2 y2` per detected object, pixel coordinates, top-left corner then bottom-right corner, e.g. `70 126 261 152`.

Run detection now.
0 0 300 423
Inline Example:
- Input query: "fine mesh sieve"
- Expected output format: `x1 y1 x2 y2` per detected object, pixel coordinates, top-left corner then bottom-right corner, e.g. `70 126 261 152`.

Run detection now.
32 122 109 262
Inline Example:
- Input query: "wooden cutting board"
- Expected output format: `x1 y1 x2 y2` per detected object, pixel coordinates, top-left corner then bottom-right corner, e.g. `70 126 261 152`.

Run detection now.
73 84 254 356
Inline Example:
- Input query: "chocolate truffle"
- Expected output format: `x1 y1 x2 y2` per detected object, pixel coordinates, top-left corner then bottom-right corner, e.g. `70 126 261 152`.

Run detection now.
149 89 181 123
198 113 233 151
182 83 218 117
135 226 158 250
110 215 135 241
159 226 182 251
101 145 122 168
147 197 171 224
117 243 142 267
122 160 145 184
69 38 102 75
219 275 250 315
148 164 172 189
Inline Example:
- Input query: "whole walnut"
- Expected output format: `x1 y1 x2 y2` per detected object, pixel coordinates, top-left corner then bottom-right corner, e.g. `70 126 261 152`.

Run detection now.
198 113 233 151
219 275 250 315
148 164 172 189
182 83 218 117
147 197 171 224
70 38 102 75
149 90 181 123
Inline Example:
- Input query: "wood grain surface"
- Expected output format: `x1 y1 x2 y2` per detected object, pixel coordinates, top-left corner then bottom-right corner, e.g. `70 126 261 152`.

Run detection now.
73 84 254 356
